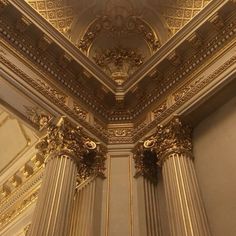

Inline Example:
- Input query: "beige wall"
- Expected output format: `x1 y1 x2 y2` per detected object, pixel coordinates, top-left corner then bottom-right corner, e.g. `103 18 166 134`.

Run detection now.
193 96 236 236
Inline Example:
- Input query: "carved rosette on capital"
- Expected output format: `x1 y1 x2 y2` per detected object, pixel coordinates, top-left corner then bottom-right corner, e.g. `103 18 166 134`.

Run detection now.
28 117 106 236
134 116 211 236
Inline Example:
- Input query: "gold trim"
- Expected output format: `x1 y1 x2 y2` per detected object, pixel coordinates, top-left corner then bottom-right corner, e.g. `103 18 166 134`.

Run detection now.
129 155 134 236
105 155 111 236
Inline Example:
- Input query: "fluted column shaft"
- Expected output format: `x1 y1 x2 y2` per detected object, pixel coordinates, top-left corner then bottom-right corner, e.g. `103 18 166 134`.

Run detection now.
141 117 211 236
28 153 77 236
69 177 96 236
162 152 210 236
27 117 102 236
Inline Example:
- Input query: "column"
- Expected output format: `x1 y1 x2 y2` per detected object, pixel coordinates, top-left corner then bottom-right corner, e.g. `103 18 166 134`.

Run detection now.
28 117 98 236
134 144 162 236
148 117 211 236
69 177 97 236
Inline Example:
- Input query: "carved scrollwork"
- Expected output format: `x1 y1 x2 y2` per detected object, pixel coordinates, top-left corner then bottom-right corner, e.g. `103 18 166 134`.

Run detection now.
154 117 192 160
93 46 144 84
78 15 160 53
133 140 160 183
24 106 52 130
36 117 106 181
134 116 192 181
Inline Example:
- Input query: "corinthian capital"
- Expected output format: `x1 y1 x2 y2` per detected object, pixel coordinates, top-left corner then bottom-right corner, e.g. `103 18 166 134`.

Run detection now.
36 117 106 180
155 116 192 161
139 116 192 163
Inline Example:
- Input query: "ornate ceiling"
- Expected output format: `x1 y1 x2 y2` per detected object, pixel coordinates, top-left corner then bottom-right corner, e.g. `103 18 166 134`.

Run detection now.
0 1 235 234
1 0 235 144
24 0 212 84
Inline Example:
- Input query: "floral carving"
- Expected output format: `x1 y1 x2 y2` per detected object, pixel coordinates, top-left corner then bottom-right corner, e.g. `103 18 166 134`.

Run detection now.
24 106 52 130
93 47 144 85
133 141 160 183
134 116 192 179
36 117 106 181
78 15 160 52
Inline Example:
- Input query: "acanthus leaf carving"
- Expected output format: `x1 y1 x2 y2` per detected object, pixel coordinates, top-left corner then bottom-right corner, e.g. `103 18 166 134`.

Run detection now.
36 117 106 181
134 116 192 182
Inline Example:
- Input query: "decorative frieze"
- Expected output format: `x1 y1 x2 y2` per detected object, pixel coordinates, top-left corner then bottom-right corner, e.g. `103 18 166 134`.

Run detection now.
0 2 235 123
24 106 52 130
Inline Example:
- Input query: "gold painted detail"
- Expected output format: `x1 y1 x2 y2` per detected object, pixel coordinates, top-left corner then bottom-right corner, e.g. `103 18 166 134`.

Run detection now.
24 224 31 235
73 103 88 120
24 106 52 130
160 0 212 35
0 0 9 9
108 128 133 137
153 117 192 160
133 141 160 183
153 101 167 119
0 189 39 229
78 15 160 53
93 47 144 85
134 116 192 174
36 117 106 181
108 127 134 144
25 0 74 33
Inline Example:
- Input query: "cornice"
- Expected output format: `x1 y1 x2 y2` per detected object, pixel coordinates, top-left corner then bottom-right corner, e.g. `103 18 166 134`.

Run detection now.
1 42 235 144
123 0 229 91
7 0 230 95
0 15 110 120
8 0 117 93
132 53 236 142
0 53 109 143
130 16 236 118
1 41 235 145
0 1 235 144
1 1 235 123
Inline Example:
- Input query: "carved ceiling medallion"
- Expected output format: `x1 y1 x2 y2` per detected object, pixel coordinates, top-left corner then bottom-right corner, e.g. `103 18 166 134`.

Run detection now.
78 13 161 83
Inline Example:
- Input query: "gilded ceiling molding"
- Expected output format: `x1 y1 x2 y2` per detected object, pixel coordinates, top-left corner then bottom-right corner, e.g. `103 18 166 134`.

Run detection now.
132 16 236 119
159 0 212 35
25 0 74 32
24 106 52 130
133 54 236 142
0 0 235 144
1 1 235 123
0 54 109 142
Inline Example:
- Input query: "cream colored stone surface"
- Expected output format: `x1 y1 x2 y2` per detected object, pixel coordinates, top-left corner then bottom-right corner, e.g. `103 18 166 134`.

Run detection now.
107 154 133 236
194 96 236 236
0 107 37 173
